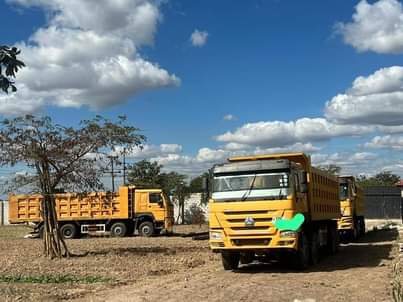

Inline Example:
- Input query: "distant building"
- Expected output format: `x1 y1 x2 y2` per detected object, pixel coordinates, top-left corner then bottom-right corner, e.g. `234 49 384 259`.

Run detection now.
0 200 9 225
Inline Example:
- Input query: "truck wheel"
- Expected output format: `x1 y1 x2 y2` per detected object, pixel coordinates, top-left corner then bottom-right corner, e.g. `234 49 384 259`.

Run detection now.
221 251 240 270
353 219 359 240
110 222 127 237
326 224 339 254
138 221 154 237
310 231 320 265
294 232 310 270
240 252 254 265
360 218 366 236
60 223 78 239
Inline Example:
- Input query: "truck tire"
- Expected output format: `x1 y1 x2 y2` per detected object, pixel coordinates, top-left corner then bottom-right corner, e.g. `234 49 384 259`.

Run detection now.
138 221 154 237
294 232 310 270
239 252 254 265
310 231 320 265
221 251 240 270
60 223 78 239
326 224 339 254
110 222 127 237
360 218 366 237
353 218 359 240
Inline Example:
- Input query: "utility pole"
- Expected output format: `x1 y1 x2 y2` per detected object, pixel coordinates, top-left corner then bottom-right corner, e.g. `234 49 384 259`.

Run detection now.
123 147 126 185
105 155 119 193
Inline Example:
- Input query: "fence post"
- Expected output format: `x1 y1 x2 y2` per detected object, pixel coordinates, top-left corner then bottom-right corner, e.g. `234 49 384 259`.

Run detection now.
0 200 3 226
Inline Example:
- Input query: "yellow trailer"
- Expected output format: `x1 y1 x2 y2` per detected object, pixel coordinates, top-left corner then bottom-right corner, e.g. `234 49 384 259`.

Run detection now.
207 153 340 270
337 176 365 240
8 186 174 238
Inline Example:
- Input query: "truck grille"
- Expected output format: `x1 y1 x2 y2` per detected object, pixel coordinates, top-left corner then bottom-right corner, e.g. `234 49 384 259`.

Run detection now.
218 209 282 237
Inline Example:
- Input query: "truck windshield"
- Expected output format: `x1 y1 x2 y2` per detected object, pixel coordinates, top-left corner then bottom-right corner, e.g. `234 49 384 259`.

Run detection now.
212 172 290 201
339 183 349 200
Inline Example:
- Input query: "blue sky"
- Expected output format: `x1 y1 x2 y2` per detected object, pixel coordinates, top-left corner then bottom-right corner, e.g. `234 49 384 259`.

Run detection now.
1 0 403 186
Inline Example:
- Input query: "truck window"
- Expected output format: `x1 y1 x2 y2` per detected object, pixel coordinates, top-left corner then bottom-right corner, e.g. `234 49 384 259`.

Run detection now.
339 183 349 200
149 193 162 203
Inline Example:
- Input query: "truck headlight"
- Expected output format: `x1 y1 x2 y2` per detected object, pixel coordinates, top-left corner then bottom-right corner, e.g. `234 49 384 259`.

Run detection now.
280 231 298 238
210 231 222 240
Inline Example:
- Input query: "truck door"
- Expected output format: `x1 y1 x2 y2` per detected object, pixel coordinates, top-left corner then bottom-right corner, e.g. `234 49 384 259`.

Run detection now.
147 192 166 222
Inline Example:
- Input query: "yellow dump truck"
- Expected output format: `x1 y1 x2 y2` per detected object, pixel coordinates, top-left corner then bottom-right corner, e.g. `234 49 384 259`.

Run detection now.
8 186 174 238
207 153 340 270
337 176 365 240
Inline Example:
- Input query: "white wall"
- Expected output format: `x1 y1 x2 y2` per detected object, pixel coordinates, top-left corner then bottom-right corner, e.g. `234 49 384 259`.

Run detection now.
173 193 208 224
0 200 9 225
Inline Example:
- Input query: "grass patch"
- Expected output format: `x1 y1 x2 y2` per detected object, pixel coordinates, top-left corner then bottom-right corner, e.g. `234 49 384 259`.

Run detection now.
0 274 113 284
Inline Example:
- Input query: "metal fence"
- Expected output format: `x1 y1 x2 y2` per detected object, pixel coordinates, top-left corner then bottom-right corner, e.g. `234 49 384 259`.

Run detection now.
364 187 402 220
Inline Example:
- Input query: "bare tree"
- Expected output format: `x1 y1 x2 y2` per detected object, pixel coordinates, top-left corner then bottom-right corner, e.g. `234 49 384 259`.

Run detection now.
0 115 145 258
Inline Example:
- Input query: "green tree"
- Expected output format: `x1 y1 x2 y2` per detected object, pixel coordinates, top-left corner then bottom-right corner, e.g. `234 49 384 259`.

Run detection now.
357 171 400 187
127 160 162 188
0 46 25 93
127 161 191 223
0 115 145 258
317 164 341 176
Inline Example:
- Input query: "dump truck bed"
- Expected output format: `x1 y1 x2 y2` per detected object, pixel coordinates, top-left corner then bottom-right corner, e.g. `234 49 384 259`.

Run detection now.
8 187 131 224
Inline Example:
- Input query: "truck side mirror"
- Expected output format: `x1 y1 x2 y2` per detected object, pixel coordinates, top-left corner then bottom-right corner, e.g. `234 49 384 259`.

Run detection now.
202 177 209 192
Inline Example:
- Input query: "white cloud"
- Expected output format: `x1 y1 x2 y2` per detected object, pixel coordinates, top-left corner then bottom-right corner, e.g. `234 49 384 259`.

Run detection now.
325 66 403 126
216 118 372 148
190 29 209 47
223 114 237 121
312 151 379 175
1 0 180 115
121 144 183 159
336 0 403 54
364 135 403 150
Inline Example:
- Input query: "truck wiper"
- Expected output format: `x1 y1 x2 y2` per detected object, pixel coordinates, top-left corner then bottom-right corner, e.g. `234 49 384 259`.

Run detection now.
241 174 257 201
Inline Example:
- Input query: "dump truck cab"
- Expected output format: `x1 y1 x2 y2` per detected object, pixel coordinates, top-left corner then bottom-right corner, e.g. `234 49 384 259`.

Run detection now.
337 176 365 240
208 153 340 270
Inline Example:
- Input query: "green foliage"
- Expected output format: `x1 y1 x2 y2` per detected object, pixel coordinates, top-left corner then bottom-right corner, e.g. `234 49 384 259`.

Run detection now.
0 274 112 284
188 173 209 193
184 204 206 225
316 164 341 176
127 160 162 188
127 160 188 195
0 45 25 93
356 171 400 187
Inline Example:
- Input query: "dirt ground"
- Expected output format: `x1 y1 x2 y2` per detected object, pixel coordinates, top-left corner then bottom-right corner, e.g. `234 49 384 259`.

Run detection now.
0 223 400 302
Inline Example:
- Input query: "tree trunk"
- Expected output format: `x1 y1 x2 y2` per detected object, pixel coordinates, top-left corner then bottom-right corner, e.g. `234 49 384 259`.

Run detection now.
41 195 70 258
39 162 71 258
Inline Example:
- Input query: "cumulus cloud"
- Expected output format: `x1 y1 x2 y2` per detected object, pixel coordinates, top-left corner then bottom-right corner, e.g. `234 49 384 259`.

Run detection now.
312 152 379 174
119 144 183 159
336 0 403 54
223 114 237 121
216 118 372 148
364 135 403 150
1 0 180 115
190 29 209 47
325 66 403 126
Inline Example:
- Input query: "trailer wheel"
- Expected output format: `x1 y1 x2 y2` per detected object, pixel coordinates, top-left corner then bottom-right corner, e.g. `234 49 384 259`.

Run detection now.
138 221 154 237
310 231 320 265
110 222 128 237
60 223 78 239
221 251 240 270
294 232 310 270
